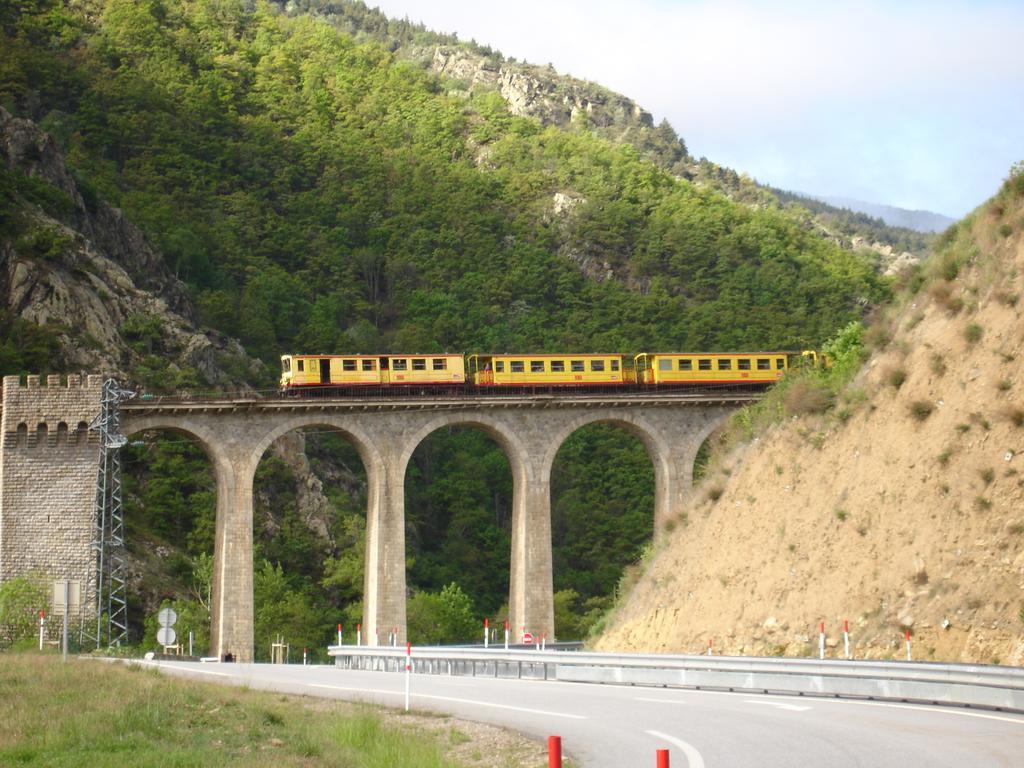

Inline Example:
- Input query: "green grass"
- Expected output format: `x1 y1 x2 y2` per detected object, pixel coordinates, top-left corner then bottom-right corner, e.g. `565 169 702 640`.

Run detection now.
0 653 469 767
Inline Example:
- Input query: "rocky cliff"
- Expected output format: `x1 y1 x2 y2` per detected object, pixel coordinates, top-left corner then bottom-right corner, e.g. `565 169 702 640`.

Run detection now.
0 108 258 386
598 177 1024 665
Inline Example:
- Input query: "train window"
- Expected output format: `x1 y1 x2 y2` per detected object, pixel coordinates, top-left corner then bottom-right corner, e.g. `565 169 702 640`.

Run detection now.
393 359 408 371
282 358 291 372
530 361 545 373
718 359 732 370
591 360 605 372
297 360 305 372
511 361 525 373
776 358 785 369
738 359 750 370
343 359 357 371
659 359 673 371
679 359 693 371
611 360 620 371
757 358 770 370
571 360 585 372
432 358 447 370
551 360 565 372
412 358 426 370
496 361 505 373
698 359 712 371
362 359 375 371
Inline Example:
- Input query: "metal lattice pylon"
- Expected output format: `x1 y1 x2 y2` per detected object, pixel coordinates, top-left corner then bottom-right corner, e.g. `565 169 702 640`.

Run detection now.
84 378 135 649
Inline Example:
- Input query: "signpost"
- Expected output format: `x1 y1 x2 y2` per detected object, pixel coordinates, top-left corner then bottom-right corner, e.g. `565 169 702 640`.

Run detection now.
157 607 178 653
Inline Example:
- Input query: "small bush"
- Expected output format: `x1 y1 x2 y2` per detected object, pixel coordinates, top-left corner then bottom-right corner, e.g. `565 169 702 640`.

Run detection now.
886 368 907 389
975 496 992 511
929 354 947 376
910 400 934 420
964 323 983 344
1004 406 1024 427
937 448 952 465
783 379 833 416
940 255 962 281
980 467 995 485
999 223 1014 238
994 290 1019 307
864 323 892 350
997 379 1012 391
707 486 724 502
835 509 848 522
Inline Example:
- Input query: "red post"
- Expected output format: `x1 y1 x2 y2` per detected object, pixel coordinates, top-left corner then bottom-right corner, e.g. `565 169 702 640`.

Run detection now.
548 735 562 767
656 748 670 768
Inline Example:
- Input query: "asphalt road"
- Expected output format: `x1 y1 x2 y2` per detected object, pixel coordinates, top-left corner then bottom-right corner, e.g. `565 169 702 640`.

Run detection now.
142 660 1024 767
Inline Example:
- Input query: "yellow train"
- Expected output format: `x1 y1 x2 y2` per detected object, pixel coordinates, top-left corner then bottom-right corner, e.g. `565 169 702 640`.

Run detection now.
280 351 820 393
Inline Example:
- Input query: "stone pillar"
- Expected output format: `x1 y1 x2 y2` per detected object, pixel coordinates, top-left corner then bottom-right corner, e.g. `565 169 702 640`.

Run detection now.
508 445 555 643
362 457 407 646
210 455 254 662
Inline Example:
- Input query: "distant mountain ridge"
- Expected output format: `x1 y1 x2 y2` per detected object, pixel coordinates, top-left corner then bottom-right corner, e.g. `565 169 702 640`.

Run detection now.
812 195 956 234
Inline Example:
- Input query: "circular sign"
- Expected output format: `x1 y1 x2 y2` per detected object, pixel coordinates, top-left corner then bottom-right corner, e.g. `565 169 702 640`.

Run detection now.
158 608 177 627
157 626 177 646
522 632 534 645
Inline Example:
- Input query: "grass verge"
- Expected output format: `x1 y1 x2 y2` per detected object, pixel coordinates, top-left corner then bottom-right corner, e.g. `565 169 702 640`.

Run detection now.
0 653 537 767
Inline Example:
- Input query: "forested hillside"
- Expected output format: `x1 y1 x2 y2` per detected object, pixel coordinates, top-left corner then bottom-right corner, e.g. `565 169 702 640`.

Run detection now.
1 0 890 652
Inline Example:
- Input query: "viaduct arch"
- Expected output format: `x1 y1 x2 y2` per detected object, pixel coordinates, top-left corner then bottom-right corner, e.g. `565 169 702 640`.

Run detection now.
0 376 749 661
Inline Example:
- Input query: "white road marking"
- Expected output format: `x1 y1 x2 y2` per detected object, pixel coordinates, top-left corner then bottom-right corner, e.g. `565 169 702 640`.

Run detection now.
308 683 587 719
136 661 233 677
746 699 811 712
678 688 1024 725
646 729 706 768
635 696 688 705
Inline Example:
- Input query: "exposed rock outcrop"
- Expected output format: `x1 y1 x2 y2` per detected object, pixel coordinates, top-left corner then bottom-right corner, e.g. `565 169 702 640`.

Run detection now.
0 108 259 386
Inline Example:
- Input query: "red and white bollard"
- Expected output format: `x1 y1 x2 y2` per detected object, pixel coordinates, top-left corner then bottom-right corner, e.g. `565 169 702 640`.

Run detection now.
484 618 489 649
404 642 412 712
541 635 546 651
337 623 343 646
504 620 509 651
303 647 307 666
357 623 362 646
393 627 399 648
38 610 45 651
656 748 670 768
707 638 712 656
843 619 850 660
819 621 826 660
905 629 912 661
548 735 562 768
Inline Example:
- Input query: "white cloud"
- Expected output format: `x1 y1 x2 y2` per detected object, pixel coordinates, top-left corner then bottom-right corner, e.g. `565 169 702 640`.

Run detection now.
370 0 1024 215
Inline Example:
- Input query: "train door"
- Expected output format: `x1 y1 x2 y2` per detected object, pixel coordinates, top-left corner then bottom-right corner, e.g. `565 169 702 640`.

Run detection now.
319 358 331 384
379 356 390 385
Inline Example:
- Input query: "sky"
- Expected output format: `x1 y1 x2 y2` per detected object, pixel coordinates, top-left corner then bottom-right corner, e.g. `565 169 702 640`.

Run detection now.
368 0 1024 218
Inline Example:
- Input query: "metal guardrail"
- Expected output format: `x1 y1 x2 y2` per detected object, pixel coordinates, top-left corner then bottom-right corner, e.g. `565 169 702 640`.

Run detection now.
327 646 1024 713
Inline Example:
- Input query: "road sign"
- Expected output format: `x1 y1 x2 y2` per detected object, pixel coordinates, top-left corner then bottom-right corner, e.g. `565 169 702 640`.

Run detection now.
158 608 177 627
523 632 534 645
157 626 177 646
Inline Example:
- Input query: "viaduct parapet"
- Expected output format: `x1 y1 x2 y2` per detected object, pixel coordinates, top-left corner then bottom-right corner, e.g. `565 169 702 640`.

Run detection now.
0 378 749 661
0 374 105 621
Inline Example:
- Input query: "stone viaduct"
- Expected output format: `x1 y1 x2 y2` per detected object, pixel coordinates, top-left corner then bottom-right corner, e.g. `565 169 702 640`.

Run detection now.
1 374 754 661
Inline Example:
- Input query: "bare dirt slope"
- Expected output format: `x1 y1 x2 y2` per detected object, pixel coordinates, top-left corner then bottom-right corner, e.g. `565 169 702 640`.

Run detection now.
597 184 1024 665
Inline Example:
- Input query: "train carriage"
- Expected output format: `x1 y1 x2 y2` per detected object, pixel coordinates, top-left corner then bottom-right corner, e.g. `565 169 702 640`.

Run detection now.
467 353 634 387
634 352 789 386
280 353 465 391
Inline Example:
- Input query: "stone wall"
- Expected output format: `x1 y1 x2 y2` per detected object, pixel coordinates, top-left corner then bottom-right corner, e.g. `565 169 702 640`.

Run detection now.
0 374 103 619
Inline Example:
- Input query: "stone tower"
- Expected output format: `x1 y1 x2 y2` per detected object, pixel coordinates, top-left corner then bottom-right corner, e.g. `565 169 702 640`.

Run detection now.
0 374 103 618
